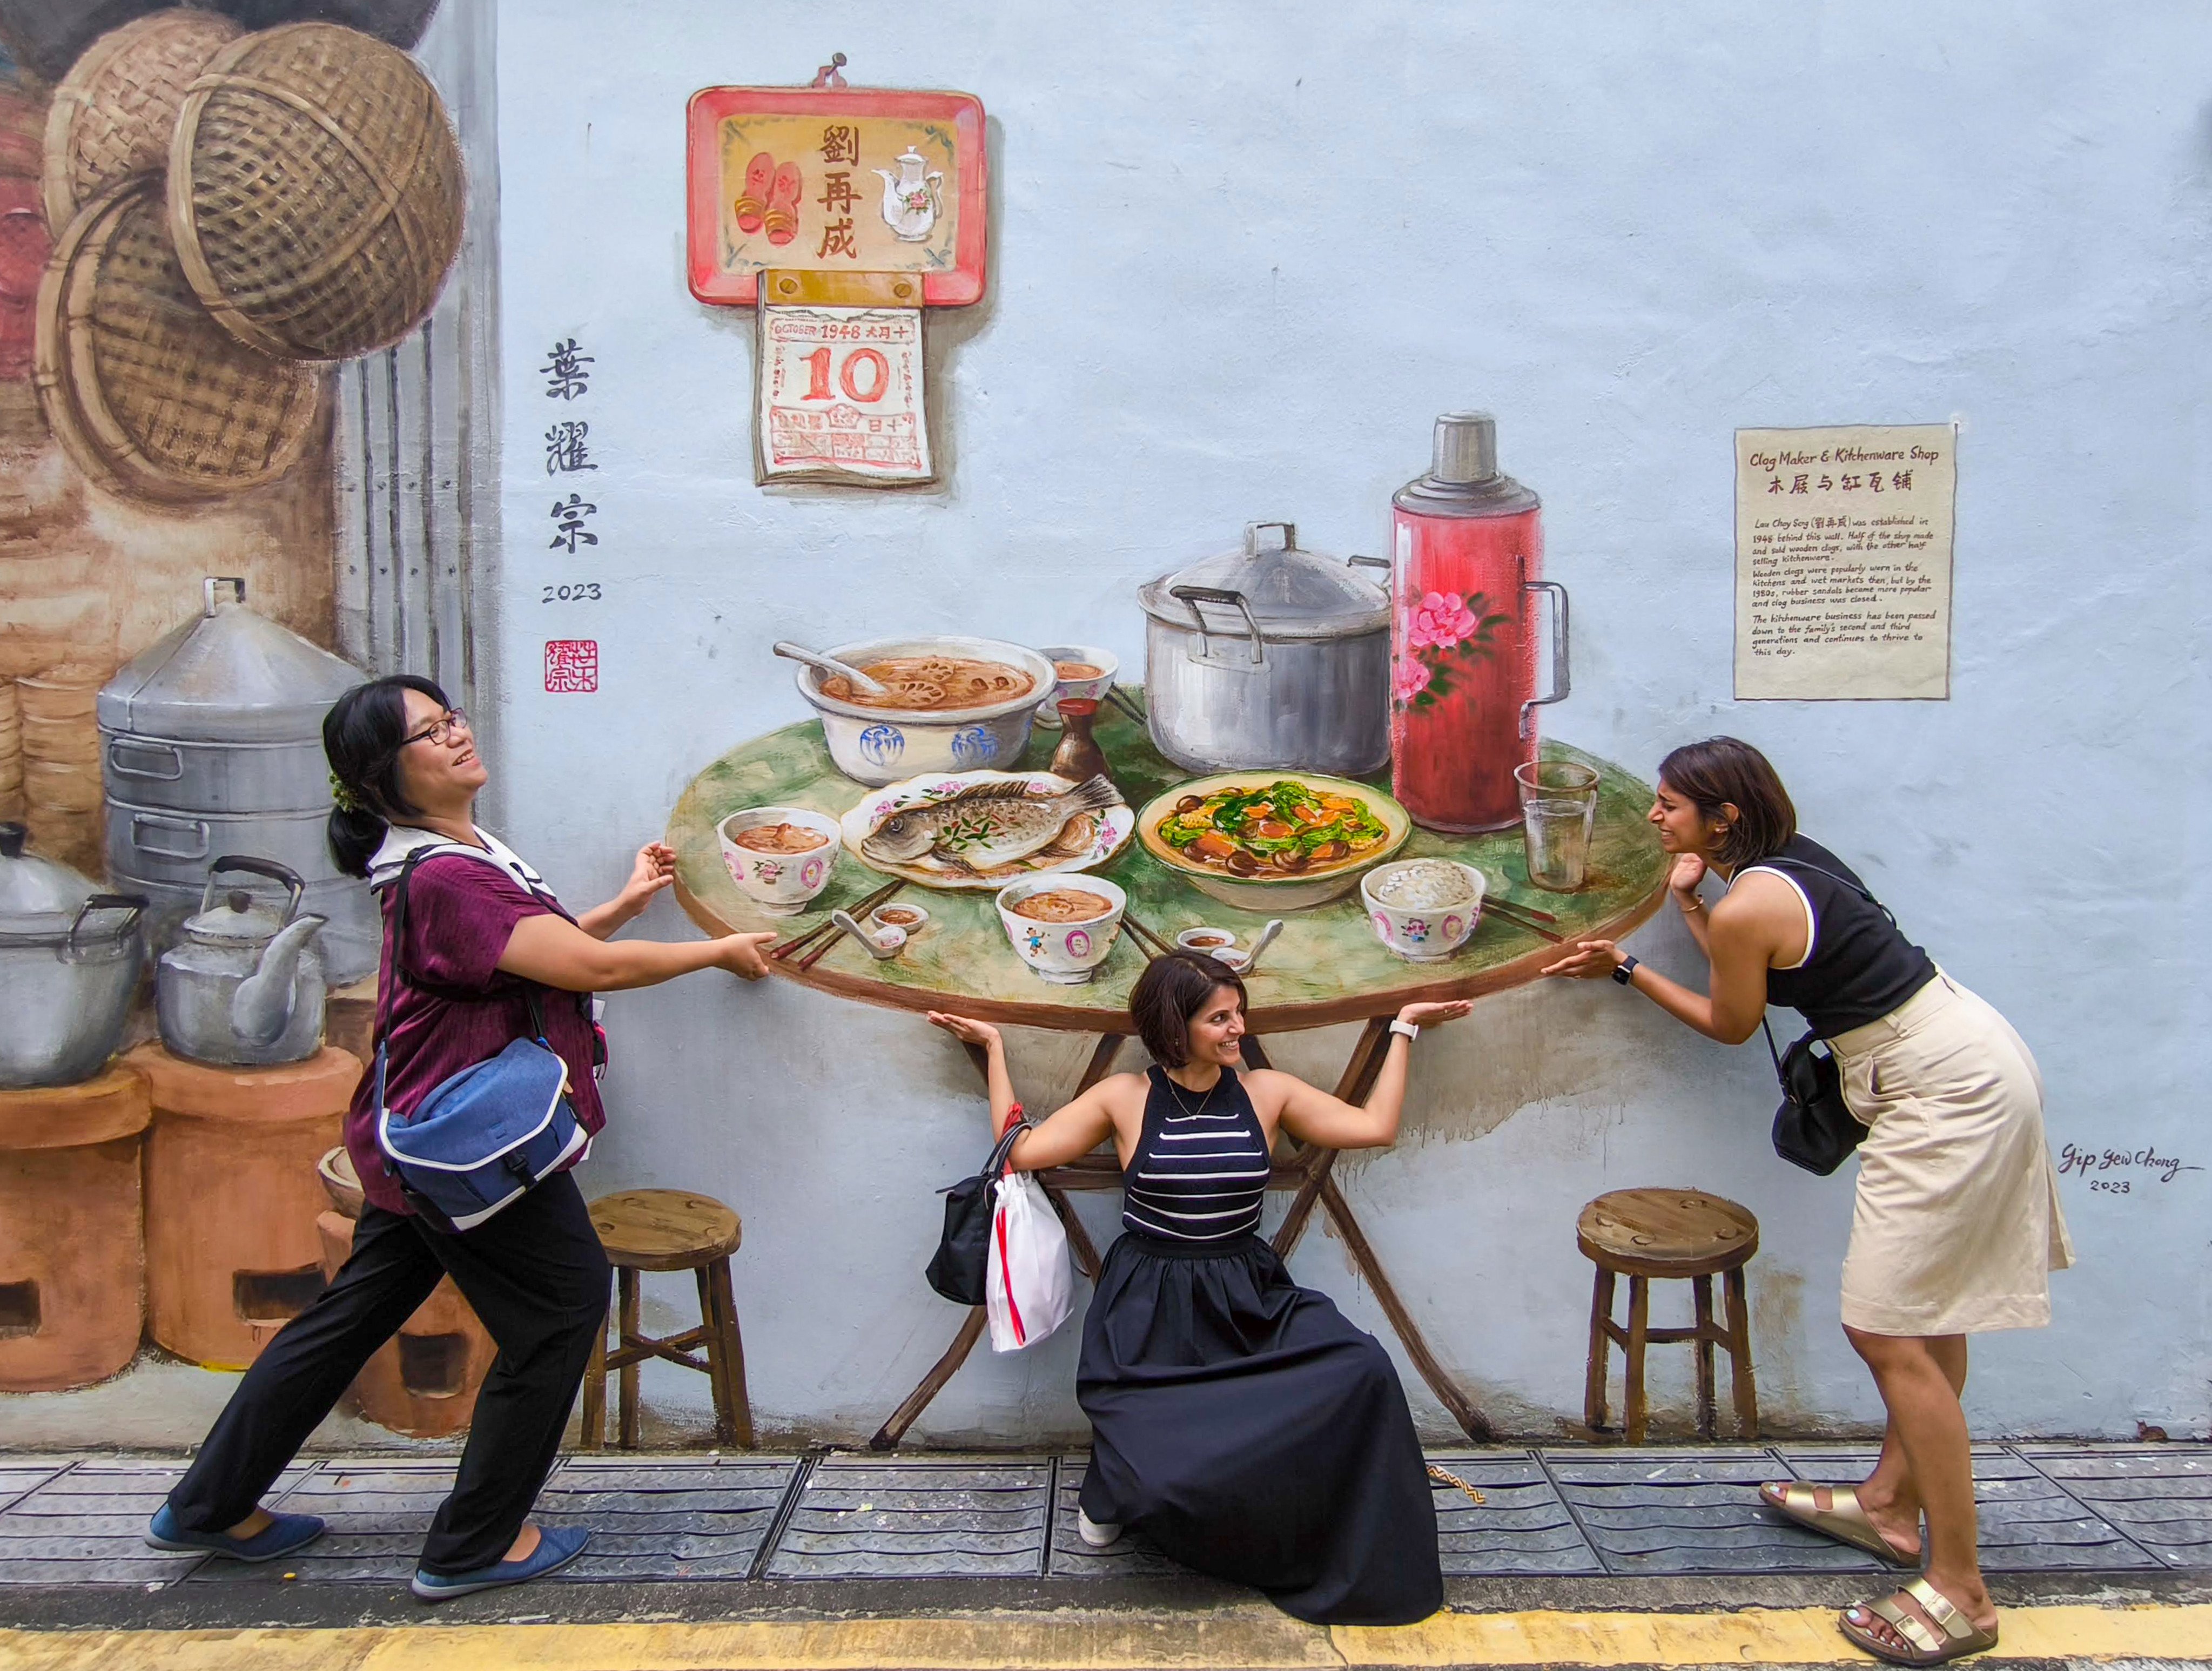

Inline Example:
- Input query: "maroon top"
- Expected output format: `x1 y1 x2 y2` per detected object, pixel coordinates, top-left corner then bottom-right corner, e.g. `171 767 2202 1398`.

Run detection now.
344 853 607 1218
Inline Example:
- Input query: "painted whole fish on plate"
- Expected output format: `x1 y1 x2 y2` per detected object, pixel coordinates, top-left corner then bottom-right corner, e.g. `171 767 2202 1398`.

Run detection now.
840 770 1137 890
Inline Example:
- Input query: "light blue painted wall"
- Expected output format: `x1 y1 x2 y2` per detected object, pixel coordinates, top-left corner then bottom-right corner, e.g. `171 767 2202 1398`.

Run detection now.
490 0 2212 1441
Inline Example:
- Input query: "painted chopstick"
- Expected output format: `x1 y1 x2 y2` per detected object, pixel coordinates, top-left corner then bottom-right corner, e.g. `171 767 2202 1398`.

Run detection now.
1120 912 1177 961
797 879 907 971
1488 895 1558 924
1484 899 1565 943
1105 687 1148 726
770 877 902 960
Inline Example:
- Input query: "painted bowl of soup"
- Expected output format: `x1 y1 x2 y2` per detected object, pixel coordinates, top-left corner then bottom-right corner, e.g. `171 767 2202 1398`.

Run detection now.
993 874 1127 985
795 635 1057 786
717 805 842 915
1033 644 1119 729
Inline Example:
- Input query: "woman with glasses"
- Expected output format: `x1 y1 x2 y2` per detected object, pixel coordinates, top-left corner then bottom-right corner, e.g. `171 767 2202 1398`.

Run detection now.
149 675 779 1602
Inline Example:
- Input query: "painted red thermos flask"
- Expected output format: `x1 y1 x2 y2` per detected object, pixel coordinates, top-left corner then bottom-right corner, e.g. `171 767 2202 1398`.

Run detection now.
1389 412 1570 832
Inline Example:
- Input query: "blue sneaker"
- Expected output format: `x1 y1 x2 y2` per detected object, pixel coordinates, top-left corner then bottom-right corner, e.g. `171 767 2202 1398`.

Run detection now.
410 1526 590 1601
145 1501 326 1562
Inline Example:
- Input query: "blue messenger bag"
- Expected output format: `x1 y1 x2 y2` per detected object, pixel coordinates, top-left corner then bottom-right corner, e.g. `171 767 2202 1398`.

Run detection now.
372 851 587 1233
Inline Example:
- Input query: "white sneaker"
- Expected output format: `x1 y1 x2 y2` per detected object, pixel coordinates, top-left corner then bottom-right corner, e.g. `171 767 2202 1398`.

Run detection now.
1076 1510 1122 1548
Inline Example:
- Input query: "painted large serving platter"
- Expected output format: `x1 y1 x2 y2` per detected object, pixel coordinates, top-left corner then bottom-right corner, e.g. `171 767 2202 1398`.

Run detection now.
840 769 1136 891
1136 771 1413 911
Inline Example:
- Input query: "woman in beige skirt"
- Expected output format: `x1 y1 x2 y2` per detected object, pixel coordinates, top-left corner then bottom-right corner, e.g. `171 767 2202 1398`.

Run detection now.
1545 737 2071 1667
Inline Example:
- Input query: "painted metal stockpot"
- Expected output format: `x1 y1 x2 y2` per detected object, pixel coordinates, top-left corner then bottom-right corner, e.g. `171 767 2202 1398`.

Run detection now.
98 576 376 979
0 823 147 1089
1139 521 1393 777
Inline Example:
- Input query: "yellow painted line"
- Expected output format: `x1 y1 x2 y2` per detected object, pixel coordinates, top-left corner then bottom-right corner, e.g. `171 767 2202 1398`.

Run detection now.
3 1602 2211 1669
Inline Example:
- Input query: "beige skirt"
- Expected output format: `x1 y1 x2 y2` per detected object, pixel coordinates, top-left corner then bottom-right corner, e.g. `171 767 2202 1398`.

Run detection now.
1831 972 2074 1336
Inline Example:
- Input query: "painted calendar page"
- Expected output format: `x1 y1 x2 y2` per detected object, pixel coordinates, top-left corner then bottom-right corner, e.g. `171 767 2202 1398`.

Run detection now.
687 86 987 306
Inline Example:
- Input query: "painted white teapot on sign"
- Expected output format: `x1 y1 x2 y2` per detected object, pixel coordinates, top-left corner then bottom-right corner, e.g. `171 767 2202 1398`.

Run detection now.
873 149 943 242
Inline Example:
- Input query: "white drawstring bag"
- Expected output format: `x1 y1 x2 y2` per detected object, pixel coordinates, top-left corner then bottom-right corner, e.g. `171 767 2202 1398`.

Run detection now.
985 1168 1072 1352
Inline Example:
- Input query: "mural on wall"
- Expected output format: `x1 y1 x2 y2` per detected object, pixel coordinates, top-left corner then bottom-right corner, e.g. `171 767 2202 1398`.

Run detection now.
665 409 1667 1442
0 4 471 1433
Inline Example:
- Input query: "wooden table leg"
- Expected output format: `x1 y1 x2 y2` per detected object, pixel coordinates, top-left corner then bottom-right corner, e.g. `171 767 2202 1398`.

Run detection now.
1724 1264 1759 1439
579 1277 610 1450
869 1033 1126 1449
1315 1175 1494 1442
1692 1274 1718 1440
1583 1265 1615 1433
617 1266 642 1450
870 1306 986 1451
1623 1275 1651 1445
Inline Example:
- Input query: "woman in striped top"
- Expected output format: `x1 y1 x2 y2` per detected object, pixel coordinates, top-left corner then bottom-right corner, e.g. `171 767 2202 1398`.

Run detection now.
927 953 1469 1626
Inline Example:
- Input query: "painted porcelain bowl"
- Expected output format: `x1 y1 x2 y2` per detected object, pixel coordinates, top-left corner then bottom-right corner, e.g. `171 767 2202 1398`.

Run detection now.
1360 860 1486 962
796 635 1056 786
1033 643 1119 728
717 805 841 916
994 874 1127 985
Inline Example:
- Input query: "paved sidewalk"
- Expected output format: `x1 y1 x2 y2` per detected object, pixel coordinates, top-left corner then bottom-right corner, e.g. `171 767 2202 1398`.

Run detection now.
1 1443 2208 1666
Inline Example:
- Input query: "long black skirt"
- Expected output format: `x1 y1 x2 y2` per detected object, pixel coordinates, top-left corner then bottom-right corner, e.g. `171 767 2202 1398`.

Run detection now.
1075 1230 1441 1626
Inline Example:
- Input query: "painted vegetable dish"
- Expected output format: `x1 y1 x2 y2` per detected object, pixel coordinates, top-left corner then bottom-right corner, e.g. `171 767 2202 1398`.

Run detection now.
1155 779 1392 878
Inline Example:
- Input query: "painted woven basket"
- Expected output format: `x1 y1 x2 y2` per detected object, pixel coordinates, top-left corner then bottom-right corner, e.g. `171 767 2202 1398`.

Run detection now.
41 8 245 236
167 21 463 361
35 175 323 501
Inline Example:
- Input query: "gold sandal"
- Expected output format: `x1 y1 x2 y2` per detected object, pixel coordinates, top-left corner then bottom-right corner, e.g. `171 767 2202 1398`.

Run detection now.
1840 1577 1999 1666
1761 1481 1916 1565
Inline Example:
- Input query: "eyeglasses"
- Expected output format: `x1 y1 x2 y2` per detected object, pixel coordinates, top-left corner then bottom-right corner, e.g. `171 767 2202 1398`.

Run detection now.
398 708 470 750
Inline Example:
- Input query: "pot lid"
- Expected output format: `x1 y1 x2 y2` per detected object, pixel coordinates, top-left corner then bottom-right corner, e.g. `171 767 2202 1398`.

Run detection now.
183 888 285 947
1139 522 1390 639
97 576 365 743
0 823 96 932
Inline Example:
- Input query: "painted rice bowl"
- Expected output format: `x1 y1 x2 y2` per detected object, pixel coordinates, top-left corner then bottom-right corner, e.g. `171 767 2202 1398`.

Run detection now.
995 874 1127 983
717 804 841 915
1361 859 1486 961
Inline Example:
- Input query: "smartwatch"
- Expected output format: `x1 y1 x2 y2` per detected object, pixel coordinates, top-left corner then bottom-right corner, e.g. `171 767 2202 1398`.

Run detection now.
1388 1018 1420 1041
1611 954 1640 986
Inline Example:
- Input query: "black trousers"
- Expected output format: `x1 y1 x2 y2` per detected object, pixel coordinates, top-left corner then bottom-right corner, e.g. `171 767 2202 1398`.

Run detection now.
165 1170 611 1575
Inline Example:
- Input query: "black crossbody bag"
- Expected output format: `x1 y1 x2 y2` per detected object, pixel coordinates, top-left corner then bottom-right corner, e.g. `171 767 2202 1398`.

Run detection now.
1754 855 1897 1176
925 1121 1028 1305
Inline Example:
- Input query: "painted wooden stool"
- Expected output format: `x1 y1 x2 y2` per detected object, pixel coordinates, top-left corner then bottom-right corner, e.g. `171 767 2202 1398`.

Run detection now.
582 1188 754 1450
1577 1187 1759 1443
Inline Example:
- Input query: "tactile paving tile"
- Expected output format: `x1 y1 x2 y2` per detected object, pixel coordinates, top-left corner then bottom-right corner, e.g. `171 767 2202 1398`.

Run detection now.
1777 1445 2159 1572
1046 1458 1181 1576
763 1455 1049 1579
0 1464 65 1515
1427 1452 1605 1576
2012 1446 2212 1569
535 1456 801 1581
189 1459 455 1584
0 1459 303 1586
1542 1447 1884 1575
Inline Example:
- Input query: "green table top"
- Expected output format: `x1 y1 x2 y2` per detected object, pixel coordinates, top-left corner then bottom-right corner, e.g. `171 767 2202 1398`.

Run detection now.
669 695 1668 1033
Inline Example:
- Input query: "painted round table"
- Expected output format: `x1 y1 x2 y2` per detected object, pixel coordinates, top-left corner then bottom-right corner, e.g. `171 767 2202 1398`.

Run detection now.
668 695 1668 1443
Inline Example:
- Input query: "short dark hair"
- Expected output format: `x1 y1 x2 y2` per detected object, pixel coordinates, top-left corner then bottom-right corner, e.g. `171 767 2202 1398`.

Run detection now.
1656 736 1796 867
322 674 451 878
1128 952 1247 1068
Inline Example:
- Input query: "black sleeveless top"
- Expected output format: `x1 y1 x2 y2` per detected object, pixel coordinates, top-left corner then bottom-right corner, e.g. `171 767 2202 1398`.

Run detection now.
1119 1067 1271 1243
1738 835 1937 1037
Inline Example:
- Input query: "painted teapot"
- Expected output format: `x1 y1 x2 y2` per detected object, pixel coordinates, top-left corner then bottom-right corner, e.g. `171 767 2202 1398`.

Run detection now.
873 149 943 243
156 855 327 1067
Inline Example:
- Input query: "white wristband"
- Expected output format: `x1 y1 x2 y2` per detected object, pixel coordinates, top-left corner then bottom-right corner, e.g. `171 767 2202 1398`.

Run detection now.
1389 1018 1420 1041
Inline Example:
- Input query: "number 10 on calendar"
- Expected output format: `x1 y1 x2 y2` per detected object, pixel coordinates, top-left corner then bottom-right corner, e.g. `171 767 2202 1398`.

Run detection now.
755 302 932 485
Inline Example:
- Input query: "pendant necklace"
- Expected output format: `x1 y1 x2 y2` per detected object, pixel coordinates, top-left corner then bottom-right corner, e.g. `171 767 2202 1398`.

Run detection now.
1162 1068 1220 1119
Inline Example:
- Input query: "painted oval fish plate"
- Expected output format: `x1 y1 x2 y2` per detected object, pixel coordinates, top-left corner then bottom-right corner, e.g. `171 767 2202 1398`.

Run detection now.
839 769 1134 890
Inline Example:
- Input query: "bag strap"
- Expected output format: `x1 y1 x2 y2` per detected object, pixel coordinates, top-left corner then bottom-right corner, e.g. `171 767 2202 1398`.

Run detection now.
1760 1016 1784 1078
985 1119 1027 1182
1756 853 1898 928
372 852 554 1121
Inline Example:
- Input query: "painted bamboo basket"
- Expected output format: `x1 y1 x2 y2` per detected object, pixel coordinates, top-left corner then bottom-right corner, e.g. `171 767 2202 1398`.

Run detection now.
167 22 463 361
35 175 324 502
41 8 244 236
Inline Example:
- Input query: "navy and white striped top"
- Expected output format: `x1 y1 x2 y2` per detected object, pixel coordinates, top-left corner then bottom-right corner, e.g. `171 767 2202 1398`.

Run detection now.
1119 1066 1272 1243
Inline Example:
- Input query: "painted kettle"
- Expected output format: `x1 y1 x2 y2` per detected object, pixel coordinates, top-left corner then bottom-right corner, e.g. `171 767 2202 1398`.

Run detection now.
156 855 327 1067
